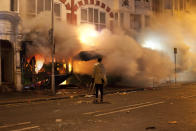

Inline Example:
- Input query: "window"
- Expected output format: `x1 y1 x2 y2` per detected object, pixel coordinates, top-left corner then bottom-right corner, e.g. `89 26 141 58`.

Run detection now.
27 0 36 13
11 0 18 11
18 0 61 18
45 0 51 11
100 12 106 30
134 14 141 31
37 0 44 14
54 3 61 17
100 12 106 24
180 0 184 10
80 8 106 30
88 8 93 23
175 0 179 10
145 15 150 27
120 13 124 27
81 9 87 21
130 14 134 29
165 0 172 9
115 13 118 21
94 9 98 23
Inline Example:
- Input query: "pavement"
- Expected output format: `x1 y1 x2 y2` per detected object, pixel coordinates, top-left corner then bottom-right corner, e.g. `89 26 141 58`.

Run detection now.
0 86 146 105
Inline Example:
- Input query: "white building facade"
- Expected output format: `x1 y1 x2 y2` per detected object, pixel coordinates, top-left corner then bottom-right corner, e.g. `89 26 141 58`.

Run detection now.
9 0 152 32
0 0 22 91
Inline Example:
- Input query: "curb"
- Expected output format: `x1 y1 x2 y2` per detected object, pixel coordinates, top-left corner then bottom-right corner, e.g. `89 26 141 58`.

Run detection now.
0 88 144 105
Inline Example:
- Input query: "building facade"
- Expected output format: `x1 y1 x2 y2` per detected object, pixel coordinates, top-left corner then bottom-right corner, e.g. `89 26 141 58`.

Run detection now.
0 3 22 91
152 0 192 15
0 0 152 91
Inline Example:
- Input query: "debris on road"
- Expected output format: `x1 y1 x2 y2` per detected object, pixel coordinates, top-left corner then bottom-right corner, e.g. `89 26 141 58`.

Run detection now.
84 95 94 98
168 121 177 124
145 126 156 130
70 96 74 99
56 119 62 123
120 92 127 95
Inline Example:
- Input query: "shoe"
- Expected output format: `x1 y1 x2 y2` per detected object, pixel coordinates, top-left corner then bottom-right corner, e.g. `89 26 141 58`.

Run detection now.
93 99 98 104
100 99 103 103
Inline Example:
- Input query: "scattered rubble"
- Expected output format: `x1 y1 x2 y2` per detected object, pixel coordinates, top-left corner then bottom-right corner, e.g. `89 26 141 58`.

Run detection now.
56 119 62 123
168 121 177 124
145 126 156 130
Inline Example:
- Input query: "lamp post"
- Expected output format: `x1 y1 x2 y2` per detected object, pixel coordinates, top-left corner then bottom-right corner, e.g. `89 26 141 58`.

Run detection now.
174 48 177 84
51 0 55 94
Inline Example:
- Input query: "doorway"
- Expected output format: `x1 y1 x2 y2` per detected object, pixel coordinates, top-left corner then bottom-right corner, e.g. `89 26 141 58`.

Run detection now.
0 40 14 84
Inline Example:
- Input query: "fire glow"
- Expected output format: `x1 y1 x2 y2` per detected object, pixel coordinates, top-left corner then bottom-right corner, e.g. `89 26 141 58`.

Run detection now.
77 24 99 47
60 80 67 85
35 54 45 73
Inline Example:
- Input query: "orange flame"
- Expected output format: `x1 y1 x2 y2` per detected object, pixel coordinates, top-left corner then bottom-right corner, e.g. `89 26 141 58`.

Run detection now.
35 54 45 73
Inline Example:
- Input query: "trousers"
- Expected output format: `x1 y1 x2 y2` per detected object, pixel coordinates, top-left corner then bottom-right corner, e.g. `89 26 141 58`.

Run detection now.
95 84 103 100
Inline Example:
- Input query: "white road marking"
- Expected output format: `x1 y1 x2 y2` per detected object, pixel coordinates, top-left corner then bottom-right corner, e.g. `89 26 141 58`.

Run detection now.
84 101 157 115
95 101 165 117
181 95 196 99
11 126 40 131
0 122 31 129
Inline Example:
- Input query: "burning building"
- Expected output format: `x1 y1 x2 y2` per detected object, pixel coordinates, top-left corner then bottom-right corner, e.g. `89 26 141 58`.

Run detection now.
1 0 195 92
0 0 153 91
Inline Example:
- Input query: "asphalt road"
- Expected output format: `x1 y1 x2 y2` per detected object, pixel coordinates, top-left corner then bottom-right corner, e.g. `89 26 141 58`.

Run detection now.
1 85 196 131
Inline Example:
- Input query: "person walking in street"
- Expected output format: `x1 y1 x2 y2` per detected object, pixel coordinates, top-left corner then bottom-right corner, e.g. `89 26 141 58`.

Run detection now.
92 57 107 103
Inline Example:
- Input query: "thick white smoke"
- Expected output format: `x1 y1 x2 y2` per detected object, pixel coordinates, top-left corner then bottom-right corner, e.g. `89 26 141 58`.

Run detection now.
21 11 176 86
140 9 196 82
22 12 81 62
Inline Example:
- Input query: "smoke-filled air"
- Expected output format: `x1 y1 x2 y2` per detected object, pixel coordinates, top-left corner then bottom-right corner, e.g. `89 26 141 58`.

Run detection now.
20 8 196 86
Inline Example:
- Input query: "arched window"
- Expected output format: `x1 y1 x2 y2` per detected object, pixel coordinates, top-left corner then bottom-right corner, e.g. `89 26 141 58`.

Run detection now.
81 7 106 31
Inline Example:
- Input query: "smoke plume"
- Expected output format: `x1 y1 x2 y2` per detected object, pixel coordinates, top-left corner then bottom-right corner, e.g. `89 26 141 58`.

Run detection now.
21 9 196 85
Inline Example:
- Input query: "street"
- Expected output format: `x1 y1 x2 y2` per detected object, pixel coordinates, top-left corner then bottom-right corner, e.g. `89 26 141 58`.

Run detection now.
1 85 196 131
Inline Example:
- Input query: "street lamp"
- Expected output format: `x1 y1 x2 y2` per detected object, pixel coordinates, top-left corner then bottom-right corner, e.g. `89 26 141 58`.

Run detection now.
174 48 177 84
51 0 55 94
